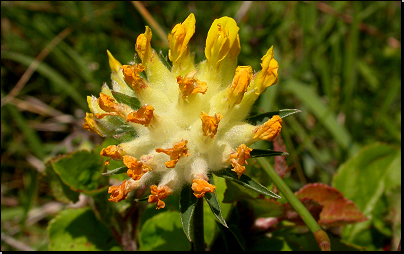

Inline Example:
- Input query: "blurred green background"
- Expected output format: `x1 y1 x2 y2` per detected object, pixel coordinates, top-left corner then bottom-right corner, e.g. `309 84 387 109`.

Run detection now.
1 1 401 251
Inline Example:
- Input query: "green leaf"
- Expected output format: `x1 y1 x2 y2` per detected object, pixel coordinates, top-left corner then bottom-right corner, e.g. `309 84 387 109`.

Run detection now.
204 175 233 248
139 211 191 251
50 150 108 195
204 174 228 228
44 162 80 203
223 179 258 203
112 130 138 143
158 50 172 70
213 168 281 199
332 143 401 249
251 149 289 158
247 198 284 218
101 166 128 176
179 185 198 242
48 208 121 251
247 109 301 124
111 90 140 109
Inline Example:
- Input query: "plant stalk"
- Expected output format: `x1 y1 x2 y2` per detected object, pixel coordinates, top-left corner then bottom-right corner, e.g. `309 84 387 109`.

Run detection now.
257 157 331 251
192 197 205 251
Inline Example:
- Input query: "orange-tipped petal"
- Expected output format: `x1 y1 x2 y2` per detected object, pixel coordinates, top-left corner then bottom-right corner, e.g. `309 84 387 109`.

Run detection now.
228 144 252 178
253 115 282 141
155 140 190 168
201 111 222 138
191 178 216 198
126 104 154 126
108 180 129 202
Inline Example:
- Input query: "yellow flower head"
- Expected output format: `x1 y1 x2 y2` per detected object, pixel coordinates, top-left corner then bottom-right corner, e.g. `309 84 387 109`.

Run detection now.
84 14 282 208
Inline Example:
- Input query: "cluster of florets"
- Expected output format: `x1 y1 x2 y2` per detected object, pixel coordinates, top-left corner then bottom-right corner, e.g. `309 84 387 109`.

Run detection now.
83 13 280 209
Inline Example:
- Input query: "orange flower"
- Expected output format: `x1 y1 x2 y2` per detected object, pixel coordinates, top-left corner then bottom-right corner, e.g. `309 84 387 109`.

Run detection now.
177 70 208 98
228 66 253 106
155 140 190 168
148 185 173 209
95 93 125 119
122 64 147 92
191 179 216 198
228 144 252 178
108 180 129 202
253 115 282 141
201 112 222 138
126 104 154 126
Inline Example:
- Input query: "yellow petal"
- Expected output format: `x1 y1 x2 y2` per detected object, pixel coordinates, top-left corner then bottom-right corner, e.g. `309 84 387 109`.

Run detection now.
205 16 240 67
254 46 279 95
136 26 153 63
168 13 196 64
83 113 103 136
107 50 122 74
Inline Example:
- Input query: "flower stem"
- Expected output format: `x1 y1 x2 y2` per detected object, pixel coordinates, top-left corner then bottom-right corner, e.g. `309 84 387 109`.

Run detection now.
256 157 331 251
192 197 205 251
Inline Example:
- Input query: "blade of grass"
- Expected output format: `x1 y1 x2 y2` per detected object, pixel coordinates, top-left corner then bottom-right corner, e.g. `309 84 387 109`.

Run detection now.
1 27 72 107
2 52 87 110
283 78 358 154
5 104 45 159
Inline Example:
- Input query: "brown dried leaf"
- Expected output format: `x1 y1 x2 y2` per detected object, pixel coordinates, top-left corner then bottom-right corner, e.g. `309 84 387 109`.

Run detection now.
294 183 368 227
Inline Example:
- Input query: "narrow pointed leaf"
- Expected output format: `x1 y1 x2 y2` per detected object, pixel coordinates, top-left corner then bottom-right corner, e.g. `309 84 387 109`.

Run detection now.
247 109 302 124
158 50 172 70
213 168 281 199
111 91 140 109
250 149 289 158
179 185 198 242
101 166 127 176
204 174 228 228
